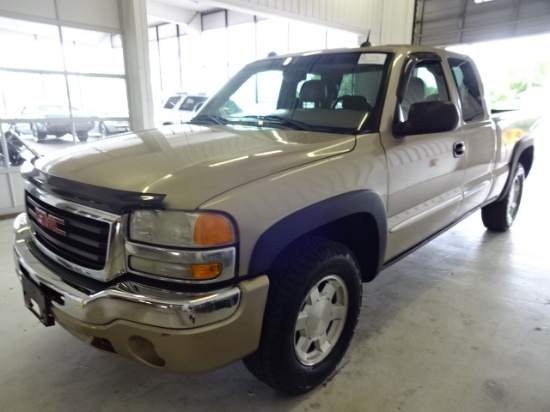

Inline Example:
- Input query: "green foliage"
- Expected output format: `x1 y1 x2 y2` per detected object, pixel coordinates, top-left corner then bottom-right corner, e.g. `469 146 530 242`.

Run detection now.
339 74 353 96
489 61 549 109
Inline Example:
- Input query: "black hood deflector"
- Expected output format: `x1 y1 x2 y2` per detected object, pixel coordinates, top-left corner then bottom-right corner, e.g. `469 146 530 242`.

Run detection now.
22 162 165 214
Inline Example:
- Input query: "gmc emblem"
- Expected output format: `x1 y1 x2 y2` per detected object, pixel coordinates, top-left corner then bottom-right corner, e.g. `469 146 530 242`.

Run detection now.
34 207 66 236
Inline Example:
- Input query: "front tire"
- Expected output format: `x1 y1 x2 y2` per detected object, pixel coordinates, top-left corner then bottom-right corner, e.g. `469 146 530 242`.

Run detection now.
243 237 362 395
76 131 88 142
481 163 525 231
30 124 46 142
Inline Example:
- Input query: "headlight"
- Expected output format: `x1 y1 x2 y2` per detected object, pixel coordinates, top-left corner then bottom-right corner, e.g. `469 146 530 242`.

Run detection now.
127 210 237 282
129 210 236 248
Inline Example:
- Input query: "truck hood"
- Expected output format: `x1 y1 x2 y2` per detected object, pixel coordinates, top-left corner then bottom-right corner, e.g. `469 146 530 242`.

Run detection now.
33 125 355 209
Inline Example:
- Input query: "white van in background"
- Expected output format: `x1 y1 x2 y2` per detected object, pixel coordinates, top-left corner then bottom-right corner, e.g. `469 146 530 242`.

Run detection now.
159 92 209 126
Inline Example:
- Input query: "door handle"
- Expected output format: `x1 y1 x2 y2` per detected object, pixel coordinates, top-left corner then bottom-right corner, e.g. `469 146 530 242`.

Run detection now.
453 141 465 158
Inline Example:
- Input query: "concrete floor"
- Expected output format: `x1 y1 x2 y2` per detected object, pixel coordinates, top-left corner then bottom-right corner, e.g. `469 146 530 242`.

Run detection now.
1 125 549 412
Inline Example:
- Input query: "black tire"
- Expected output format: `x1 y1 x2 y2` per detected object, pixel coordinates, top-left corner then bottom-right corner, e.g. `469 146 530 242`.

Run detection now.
76 131 88 142
31 124 46 142
481 163 525 231
243 236 362 395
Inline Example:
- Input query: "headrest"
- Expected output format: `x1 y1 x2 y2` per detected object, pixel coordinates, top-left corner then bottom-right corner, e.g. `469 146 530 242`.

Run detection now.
408 77 426 98
299 80 327 104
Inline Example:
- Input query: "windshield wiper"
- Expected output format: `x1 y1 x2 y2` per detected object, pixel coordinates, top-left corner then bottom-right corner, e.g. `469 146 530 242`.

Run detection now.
188 114 226 125
233 115 313 131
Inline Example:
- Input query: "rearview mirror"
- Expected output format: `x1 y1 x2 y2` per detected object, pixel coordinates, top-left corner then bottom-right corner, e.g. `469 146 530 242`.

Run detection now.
394 101 459 137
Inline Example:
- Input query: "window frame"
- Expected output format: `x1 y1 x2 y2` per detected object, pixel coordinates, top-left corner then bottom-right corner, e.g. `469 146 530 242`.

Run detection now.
448 57 485 123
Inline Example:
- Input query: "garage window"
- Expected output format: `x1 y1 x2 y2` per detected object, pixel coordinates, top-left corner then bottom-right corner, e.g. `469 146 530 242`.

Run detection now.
0 15 129 168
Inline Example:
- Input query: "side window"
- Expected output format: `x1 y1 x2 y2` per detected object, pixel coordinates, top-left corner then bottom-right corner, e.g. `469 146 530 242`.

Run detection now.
449 58 484 122
401 60 449 120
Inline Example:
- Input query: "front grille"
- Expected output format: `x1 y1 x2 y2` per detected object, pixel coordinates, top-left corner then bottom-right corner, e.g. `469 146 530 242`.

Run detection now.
26 192 111 270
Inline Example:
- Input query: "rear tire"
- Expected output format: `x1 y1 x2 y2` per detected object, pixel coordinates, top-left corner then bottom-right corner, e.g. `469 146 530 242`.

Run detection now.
481 163 525 231
99 122 108 137
243 236 362 395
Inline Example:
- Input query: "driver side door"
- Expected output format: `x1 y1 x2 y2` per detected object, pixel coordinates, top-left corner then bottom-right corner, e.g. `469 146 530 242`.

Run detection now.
383 55 467 260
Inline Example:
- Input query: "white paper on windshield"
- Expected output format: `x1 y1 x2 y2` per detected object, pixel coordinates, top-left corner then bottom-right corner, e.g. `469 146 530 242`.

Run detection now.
358 53 387 65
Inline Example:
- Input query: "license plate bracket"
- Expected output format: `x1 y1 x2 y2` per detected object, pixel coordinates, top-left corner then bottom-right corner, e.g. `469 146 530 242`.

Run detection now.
21 275 55 326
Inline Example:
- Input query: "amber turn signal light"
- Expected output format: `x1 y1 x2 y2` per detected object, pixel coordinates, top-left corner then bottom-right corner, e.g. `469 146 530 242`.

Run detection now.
193 214 235 246
191 263 222 279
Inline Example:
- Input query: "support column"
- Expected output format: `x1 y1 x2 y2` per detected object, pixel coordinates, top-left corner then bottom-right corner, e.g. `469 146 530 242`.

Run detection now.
120 0 154 131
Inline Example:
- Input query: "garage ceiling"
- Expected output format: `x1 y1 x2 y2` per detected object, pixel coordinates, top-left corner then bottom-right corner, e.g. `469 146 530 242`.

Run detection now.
147 0 218 26
146 0 381 36
414 0 550 46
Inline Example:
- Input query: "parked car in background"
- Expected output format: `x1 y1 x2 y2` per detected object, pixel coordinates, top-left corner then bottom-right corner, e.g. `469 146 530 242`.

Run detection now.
16 105 95 142
97 120 130 137
159 92 208 125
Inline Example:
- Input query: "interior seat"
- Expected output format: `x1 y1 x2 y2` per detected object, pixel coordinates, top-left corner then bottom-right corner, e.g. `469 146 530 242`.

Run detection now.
298 80 328 108
401 76 426 119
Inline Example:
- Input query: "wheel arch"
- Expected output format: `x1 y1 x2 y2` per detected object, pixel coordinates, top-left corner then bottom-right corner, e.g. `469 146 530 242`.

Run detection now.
497 135 534 202
248 190 387 282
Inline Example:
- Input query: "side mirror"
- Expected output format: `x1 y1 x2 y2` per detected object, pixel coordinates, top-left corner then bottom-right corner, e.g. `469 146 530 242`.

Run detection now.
394 101 459 137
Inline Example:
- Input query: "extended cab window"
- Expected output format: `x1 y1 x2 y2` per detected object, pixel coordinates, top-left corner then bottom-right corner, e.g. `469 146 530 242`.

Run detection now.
449 58 484 122
401 60 450 121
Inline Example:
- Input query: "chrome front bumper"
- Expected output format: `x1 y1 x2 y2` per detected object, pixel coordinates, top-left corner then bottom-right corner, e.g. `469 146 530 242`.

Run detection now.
14 213 243 329
13 213 269 374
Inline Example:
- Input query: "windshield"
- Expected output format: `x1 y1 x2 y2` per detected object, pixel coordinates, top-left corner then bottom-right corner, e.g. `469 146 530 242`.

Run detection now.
163 95 182 109
180 96 208 111
193 52 391 134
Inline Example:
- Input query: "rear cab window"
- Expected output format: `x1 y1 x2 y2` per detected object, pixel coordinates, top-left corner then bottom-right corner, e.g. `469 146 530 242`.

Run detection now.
448 58 485 122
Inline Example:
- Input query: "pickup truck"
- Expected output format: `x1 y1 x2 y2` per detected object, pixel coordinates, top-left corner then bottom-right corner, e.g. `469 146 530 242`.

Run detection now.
13 45 537 395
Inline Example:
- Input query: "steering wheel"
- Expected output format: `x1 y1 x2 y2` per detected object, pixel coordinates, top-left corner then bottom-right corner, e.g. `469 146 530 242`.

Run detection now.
331 95 349 109
331 95 372 111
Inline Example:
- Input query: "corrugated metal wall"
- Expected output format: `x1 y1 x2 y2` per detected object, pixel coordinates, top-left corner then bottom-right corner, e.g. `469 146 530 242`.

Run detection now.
0 0 121 32
214 0 371 33
213 0 415 44
414 0 550 46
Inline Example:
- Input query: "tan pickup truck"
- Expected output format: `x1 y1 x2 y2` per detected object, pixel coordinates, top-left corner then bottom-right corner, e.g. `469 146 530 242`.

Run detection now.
13 45 537 395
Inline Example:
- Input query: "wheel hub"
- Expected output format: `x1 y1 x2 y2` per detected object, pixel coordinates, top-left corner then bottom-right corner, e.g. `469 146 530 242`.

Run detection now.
294 274 349 366
306 297 332 338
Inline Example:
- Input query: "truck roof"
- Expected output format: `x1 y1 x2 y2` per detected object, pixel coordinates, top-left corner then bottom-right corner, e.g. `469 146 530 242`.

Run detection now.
260 44 471 63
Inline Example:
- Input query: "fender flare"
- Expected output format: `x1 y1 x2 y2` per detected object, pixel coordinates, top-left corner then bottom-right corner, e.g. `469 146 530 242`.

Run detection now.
248 190 387 281
497 134 534 202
